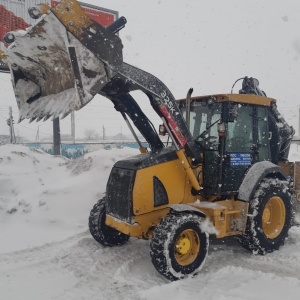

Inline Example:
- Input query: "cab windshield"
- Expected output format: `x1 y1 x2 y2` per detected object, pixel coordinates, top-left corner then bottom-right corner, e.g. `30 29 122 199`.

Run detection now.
181 101 222 150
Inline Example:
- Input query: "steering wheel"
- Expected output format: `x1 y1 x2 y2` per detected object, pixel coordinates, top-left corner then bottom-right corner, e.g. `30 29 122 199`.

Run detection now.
195 133 218 149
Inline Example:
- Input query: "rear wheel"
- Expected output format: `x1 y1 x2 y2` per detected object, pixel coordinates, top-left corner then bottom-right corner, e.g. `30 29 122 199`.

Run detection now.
239 178 292 254
89 197 129 247
150 212 208 281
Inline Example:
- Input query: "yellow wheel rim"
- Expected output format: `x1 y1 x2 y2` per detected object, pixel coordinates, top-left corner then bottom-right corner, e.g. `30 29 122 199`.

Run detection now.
174 229 200 266
262 196 286 239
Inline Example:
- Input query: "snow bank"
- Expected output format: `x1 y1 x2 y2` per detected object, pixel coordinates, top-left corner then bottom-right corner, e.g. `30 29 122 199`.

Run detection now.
0 144 137 253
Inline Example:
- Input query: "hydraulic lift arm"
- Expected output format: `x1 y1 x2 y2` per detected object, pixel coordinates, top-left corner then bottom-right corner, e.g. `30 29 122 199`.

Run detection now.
3 0 202 190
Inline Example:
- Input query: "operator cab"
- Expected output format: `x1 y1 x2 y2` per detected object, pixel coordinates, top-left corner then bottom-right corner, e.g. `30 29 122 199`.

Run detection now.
178 93 273 196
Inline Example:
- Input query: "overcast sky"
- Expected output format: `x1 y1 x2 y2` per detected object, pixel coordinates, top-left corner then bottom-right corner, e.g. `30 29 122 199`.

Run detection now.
0 0 299 141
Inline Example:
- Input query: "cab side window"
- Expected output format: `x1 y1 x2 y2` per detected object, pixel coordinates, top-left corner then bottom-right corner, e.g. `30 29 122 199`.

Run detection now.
226 105 253 152
257 107 270 161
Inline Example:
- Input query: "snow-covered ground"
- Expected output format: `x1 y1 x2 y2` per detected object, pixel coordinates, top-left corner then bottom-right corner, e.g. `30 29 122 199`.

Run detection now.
0 143 300 300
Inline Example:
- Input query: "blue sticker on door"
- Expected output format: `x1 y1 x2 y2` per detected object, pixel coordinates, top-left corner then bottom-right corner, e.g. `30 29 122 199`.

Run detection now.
230 153 252 166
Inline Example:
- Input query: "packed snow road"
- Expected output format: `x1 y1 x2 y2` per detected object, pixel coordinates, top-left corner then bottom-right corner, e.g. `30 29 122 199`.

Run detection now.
0 227 300 300
0 231 156 300
1 144 300 299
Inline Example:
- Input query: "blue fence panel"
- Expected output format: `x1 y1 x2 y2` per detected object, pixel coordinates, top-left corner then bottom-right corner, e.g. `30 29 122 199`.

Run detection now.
25 142 146 159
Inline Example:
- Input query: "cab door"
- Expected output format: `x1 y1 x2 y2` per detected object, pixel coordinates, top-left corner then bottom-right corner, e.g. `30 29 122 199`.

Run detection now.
222 105 255 192
222 104 271 193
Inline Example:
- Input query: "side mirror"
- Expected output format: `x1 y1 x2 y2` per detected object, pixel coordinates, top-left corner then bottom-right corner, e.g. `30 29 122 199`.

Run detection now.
159 124 167 136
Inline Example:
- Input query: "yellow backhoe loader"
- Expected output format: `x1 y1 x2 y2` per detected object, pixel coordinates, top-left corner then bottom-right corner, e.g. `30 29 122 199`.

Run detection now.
2 0 300 281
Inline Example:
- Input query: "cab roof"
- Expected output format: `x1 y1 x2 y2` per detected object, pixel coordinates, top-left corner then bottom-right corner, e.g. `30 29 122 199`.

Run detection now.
177 93 276 107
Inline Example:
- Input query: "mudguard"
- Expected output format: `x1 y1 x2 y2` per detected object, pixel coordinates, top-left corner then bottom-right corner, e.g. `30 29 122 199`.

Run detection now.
238 161 286 201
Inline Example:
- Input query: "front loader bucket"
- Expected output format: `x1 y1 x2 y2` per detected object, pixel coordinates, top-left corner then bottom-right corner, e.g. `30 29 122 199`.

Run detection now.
4 0 124 121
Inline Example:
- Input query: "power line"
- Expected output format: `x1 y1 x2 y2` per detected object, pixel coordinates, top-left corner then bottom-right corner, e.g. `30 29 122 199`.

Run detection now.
16 124 52 136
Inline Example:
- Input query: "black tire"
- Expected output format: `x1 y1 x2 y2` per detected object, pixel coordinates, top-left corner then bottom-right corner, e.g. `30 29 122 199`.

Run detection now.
89 197 129 247
239 178 292 254
150 212 209 281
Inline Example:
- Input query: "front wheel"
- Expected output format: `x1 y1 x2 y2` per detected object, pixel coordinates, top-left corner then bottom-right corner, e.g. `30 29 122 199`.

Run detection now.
89 197 129 247
150 212 209 281
239 178 292 254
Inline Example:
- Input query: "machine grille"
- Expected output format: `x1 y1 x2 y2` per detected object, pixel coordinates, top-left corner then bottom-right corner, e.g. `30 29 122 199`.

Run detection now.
106 167 135 223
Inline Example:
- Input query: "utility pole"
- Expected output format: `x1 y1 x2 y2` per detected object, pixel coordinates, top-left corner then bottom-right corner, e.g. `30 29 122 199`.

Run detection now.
7 107 16 144
53 118 61 155
71 111 75 143
103 125 105 140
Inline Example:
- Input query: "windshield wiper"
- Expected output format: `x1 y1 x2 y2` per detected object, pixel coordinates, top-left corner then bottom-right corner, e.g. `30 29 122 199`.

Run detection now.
195 118 221 141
